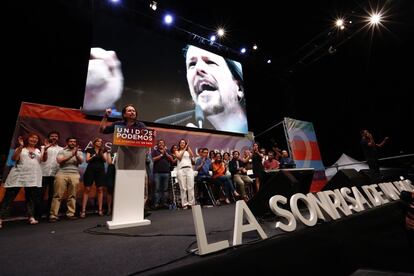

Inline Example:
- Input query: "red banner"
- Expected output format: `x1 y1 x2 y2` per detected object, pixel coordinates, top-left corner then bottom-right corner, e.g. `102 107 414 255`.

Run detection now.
1 102 253 202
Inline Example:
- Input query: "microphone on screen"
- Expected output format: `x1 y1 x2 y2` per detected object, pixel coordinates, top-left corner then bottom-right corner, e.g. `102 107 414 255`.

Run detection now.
195 104 204 129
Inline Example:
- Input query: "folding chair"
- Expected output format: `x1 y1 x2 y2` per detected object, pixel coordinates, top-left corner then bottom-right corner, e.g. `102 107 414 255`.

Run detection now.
201 178 218 206
170 169 181 209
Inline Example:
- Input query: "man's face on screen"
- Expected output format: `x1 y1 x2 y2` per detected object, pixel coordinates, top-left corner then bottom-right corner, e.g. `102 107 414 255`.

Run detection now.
186 46 240 116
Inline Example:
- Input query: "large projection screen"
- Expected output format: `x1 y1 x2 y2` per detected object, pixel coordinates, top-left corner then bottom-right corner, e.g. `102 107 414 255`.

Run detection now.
82 7 248 134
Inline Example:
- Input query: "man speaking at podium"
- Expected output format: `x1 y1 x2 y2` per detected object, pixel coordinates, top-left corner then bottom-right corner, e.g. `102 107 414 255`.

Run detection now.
99 103 151 219
99 104 145 134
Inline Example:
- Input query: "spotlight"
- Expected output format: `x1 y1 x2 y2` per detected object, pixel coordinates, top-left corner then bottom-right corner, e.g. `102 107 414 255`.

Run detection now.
217 28 225 37
240 47 246 54
252 44 258 50
362 8 387 32
369 13 382 25
149 1 157 11
267 59 272 64
335 19 344 27
163 14 174 25
210 35 217 42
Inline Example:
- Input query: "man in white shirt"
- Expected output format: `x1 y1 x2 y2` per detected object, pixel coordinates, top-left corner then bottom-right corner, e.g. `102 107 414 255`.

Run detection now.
37 131 63 220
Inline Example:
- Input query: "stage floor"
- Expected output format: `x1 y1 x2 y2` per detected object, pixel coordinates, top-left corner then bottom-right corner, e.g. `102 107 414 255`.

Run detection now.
0 202 413 275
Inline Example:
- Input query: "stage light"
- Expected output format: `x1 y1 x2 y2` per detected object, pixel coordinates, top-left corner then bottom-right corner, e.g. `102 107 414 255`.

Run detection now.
369 13 382 25
240 47 246 54
252 44 258 50
149 1 157 11
334 18 346 30
109 0 120 3
267 59 272 64
217 28 225 37
335 19 344 27
362 4 389 31
163 14 174 25
210 35 217 42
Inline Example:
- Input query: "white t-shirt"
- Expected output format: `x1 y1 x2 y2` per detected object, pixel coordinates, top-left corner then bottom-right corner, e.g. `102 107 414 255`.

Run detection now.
177 150 192 169
5 148 43 188
41 145 63 177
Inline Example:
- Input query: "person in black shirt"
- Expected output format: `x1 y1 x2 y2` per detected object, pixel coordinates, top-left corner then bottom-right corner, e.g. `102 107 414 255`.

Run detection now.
80 138 108 217
151 139 174 209
280 150 296 169
99 104 151 217
360 129 388 183
99 104 146 134
251 143 264 193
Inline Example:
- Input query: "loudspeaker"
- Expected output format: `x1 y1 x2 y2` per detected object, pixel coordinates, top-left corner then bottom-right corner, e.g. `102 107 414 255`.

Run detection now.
358 169 375 184
322 169 371 191
248 170 304 217
360 168 407 183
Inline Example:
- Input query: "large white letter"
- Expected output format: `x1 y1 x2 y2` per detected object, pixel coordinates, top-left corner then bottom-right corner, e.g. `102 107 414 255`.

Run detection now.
378 182 400 201
233 200 267 245
393 180 413 193
269 195 297 232
362 185 382 206
290 193 318 226
320 190 352 217
192 205 229 255
405 179 414 191
368 184 389 204
352 187 372 210
306 192 340 221
341 187 362 212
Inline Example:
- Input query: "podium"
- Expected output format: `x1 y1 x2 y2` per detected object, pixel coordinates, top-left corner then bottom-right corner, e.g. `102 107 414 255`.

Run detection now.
107 126 154 229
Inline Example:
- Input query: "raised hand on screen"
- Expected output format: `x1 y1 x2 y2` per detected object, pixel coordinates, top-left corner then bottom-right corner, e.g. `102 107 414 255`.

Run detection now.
83 47 124 112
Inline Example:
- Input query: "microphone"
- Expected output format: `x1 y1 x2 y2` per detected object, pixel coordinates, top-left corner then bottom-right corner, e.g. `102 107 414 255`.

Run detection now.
195 104 204 129
154 110 195 125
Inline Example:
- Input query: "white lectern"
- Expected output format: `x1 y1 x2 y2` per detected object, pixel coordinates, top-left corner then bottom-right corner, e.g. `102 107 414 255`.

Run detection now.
107 142 151 229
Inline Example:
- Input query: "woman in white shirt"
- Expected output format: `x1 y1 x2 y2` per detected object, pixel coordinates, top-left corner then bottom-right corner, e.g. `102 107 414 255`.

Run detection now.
175 139 195 209
0 134 44 228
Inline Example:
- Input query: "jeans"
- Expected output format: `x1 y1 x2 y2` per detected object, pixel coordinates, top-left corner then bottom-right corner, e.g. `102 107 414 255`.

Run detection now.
153 172 170 205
